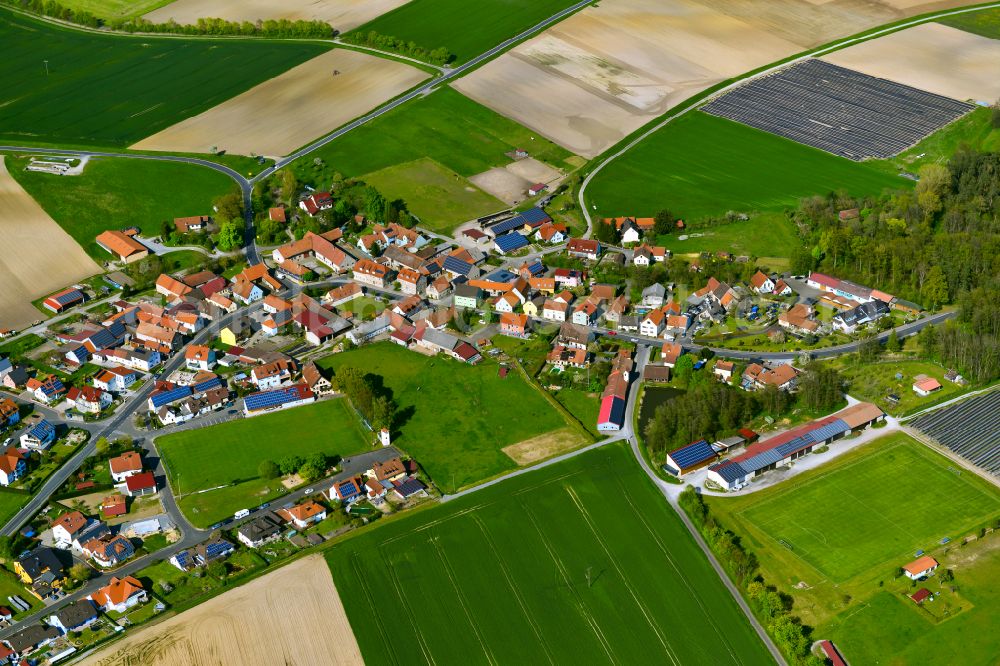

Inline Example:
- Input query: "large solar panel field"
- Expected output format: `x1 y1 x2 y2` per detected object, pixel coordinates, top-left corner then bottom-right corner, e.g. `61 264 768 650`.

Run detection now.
734 434 1000 583
912 390 1000 477
325 444 774 665
702 59 973 160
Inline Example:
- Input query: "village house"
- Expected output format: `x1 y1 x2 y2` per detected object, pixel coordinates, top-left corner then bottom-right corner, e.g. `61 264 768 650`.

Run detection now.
558 322 591 350
82 533 134 568
299 192 333 216
640 310 665 337
237 512 284 548
20 419 56 450
778 304 819 334
251 358 298 390
742 363 799 392
123 471 156 497
6 624 60 657
352 259 392 288
92 366 138 393
903 555 939 580
640 284 667 310
184 345 216 372
548 345 588 368
572 299 601 326
426 275 452 300
714 360 735 383
661 342 683 368
47 599 99 635
66 385 112 414
88 576 147 613
0 447 25 487
51 511 90 549
542 299 569 322
913 376 943 397
26 377 66 404
749 271 775 294
633 244 667 266
0 397 20 429
109 451 143 483
170 538 236 572
567 238 601 261
832 300 890 334
500 312 530 338
277 500 327 529
534 222 567 244
174 215 210 234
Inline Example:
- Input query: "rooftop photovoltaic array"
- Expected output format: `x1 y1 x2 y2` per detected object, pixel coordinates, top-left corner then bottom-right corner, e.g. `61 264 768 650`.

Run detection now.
911 391 1000 477
701 59 973 160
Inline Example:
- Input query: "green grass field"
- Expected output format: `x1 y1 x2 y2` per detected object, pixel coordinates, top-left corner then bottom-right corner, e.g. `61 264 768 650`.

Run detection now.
325 443 774 664
553 387 601 437
736 434 1000 583
661 212 801 260
0 492 28 533
157 398 369 527
51 0 173 19
348 0 582 64
318 342 566 492
0 9 327 146
939 6 1000 39
361 158 505 232
890 106 1000 172
7 155 234 257
587 112 907 221
302 87 573 180
839 359 972 416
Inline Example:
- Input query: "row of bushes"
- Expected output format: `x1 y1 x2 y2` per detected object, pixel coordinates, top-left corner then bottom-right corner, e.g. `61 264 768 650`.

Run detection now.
342 30 452 65
679 488 826 666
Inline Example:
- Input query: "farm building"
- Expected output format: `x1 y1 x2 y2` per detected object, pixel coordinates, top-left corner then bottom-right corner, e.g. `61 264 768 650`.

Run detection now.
663 439 718 476
707 402 884 490
818 640 847 666
494 232 529 255
95 230 149 263
913 376 943 397
42 288 85 313
243 384 315 417
903 555 938 580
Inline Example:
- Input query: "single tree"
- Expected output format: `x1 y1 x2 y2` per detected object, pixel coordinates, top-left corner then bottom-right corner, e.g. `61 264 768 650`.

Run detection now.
258 459 280 480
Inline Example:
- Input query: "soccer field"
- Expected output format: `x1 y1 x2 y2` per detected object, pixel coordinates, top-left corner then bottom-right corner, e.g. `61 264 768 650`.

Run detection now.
586 112 906 220
739 434 1000 583
157 398 370 527
0 9 326 146
326 443 773 665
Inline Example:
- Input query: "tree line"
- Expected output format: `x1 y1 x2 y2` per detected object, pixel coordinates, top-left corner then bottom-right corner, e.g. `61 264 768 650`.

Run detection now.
342 30 452 65
333 366 397 431
679 488 826 666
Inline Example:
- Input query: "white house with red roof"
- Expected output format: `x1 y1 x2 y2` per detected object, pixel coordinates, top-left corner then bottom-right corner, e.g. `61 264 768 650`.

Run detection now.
298 192 333 216
109 451 143 483
66 386 112 414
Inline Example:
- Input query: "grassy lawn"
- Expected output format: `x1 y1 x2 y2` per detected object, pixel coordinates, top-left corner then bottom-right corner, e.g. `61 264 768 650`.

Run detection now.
318 342 566 492
335 296 386 321
0 568 41 618
661 212 802 260
135 560 224 606
938 6 1000 39
839 358 970 416
347 0 583 64
157 398 370 528
0 9 327 146
553 387 601 437
326 443 774 664
587 112 907 220
362 158 505 232
52 0 174 19
889 106 1000 172
736 435 1000 583
8 155 235 258
298 87 573 182
0 491 29 530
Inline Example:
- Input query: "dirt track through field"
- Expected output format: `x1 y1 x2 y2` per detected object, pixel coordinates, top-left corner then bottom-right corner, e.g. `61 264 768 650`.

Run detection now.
146 0 409 31
82 554 363 666
0 156 100 329
822 22 1000 103
452 0 976 158
131 49 427 158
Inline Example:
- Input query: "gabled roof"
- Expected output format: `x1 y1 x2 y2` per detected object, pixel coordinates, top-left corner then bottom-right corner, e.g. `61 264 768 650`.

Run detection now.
90 575 144 607
125 471 155 492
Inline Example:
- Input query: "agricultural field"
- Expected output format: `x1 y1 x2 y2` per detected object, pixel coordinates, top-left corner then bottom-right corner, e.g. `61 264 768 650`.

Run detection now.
453 0 972 158
939 5 1000 39
53 0 172 19
0 155 101 330
157 398 369 528
587 112 906 221
132 49 428 158
326 443 774 664
361 158 504 232
890 105 1000 172
822 23 1000 104
146 0 407 32
838 359 972 416
662 212 801 261
0 9 327 146
346 0 583 64
8 155 234 258
553 387 601 438
83 555 362 666
318 342 573 492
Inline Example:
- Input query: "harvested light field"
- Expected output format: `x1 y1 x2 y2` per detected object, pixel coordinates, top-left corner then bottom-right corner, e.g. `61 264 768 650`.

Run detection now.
327 443 774 664
0 156 100 329
453 0 974 157
82 554 362 666
131 49 427 157
469 157 562 205
822 23 1000 104
147 0 408 31
502 427 587 464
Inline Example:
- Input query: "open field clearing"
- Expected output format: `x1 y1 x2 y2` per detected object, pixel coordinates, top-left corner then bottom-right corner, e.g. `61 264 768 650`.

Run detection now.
0 9 326 146
83 554 362 666
327 443 773 664
8 155 234 258
347 0 583 64
822 23 1000 104
453 0 972 158
891 105 1000 171
839 359 971 416
708 433 1000 665
146 0 408 31
663 213 802 260
57 0 173 19
501 427 585 464
131 49 426 157
719 433 1000 583
361 158 504 233
158 398 369 528
0 156 100 329
586 112 905 220
939 5 1000 38
319 342 569 492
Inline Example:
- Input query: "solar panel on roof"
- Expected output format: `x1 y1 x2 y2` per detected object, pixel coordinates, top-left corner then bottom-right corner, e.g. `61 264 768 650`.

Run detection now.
193 377 223 393
244 386 309 411
520 207 550 224
489 216 525 235
150 385 192 408
668 439 716 469
807 419 848 444
711 461 747 483
495 233 529 253
442 256 472 275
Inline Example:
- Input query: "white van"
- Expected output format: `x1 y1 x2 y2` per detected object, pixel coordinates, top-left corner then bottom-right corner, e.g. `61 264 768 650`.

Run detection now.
234 509 250 520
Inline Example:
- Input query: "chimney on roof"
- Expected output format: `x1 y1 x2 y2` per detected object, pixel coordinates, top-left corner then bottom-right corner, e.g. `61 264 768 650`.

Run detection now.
379 427 391 448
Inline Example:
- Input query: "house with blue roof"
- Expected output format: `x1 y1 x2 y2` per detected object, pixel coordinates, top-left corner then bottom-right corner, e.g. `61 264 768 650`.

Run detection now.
494 233 529 255
663 439 719 476
21 419 57 450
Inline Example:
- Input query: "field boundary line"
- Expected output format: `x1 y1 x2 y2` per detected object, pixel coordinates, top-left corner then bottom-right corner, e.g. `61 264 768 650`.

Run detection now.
376 544 437 665
520 500 619 665
563 485 679 666
427 533 498 666
348 552 399 666
613 477 743 666
471 514 556 665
